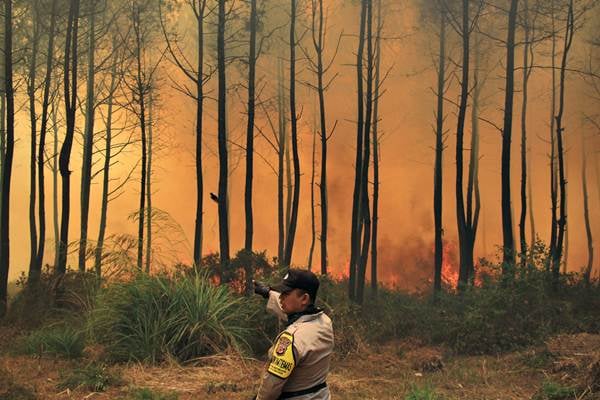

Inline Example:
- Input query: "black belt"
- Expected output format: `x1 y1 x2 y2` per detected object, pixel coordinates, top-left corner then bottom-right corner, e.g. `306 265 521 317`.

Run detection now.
279 382 327 399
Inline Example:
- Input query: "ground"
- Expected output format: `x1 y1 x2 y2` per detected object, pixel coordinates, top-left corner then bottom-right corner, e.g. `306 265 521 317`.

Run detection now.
1 332 599 400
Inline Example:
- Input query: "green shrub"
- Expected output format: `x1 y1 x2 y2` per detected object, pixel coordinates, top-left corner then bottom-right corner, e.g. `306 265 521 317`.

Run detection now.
58 363 122 392
21 325 84 358
404 384 443 400
126 387 179 400
533 380 576 400
88 272 256 362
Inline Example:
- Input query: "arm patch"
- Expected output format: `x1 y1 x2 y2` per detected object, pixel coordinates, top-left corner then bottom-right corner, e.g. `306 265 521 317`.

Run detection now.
267 332 295 379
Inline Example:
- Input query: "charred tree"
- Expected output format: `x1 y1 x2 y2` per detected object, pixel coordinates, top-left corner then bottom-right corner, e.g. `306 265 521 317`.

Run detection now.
433 1 446 296
57 0 81 274
283 0 301 267
79 0 97 272
0 0 14 317
349 0 367 301
277 59 286 264
356 0 374 305
217 0 230 272
581 128 593 284
27 0 41 280
371 0 383 297
34 0 59 278
552 0 574 283
519 0 533 266
244 0 258 255
500 0 518 272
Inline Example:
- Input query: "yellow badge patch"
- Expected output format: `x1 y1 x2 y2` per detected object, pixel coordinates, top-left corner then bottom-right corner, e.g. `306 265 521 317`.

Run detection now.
268 332 295 379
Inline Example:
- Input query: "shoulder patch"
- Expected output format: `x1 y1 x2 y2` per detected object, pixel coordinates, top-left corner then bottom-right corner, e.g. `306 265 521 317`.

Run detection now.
268 332 295 379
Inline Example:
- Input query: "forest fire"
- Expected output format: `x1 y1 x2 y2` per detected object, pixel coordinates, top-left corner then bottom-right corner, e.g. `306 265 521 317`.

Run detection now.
441 241 459 289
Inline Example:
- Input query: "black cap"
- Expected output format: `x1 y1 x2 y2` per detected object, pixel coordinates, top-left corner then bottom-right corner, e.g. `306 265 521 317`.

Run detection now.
272 269 320 301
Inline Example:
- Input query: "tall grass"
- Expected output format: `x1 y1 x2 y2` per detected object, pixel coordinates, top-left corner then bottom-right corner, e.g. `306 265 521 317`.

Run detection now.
21 325 85 358
88 272 256 362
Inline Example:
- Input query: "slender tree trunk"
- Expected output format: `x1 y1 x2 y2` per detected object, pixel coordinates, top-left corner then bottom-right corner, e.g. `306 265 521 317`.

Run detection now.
371 0 383 297
467 32 482 284
500 0 518 271
245 0 257 254
283 0 301 267
0 0 14 317
57 0 81 274
28 3 40 280
455 0 470 287
217 0 230 273
349 0 367 301
312 0 329 276
52 104 59 268
527 145 536 249
357 0 374 305
244 0 258 294
308 113 316 271
193 0 206 267
79 0 96 272
145 93 153 274
277 59 285 265
433 3 446 296
549 0 558 271
134 5 147 271
552 0 574 283
581 129 593 284
519 0 531 266
35 0 58 277
94 47 117 277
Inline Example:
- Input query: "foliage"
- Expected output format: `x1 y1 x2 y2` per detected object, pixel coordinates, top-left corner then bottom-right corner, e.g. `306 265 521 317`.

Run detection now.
20 325 85 359
532 380 577 400
57 363 122 392
126 387 179 400
6 268 99 329
88 271 257 362
404 384 444 400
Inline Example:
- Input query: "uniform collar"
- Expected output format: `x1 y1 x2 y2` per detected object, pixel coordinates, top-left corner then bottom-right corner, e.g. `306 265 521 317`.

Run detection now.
286 304 322 326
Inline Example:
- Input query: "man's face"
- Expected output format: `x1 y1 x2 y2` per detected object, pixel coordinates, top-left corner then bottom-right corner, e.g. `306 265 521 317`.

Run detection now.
279 289 310 314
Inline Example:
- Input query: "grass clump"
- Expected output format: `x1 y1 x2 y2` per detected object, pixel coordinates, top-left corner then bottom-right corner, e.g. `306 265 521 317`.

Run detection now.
533 380 577 400
57 363 122 392
404 384 444 400
88 272 255 362
126 387 179 400
20 325 84 359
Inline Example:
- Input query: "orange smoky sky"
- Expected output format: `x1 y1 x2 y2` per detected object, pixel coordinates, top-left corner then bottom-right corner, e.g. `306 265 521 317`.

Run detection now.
5 0 600 290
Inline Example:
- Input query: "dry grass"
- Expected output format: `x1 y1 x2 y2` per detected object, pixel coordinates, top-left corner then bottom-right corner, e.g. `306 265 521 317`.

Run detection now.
1 333 600 399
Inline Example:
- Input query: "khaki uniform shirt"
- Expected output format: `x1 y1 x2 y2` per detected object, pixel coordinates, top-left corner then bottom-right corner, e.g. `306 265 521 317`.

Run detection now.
256 292 334 400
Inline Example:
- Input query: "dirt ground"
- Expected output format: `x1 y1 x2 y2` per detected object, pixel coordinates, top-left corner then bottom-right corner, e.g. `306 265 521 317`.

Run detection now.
1 333 599 400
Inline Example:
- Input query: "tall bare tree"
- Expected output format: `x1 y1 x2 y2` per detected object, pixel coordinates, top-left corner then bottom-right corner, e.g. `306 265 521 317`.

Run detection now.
57 0 81 274
552 0 574 283
500 0 518 272
217 0 230 271
580 127 593 284
283 0 301 267
34 0 59 279
78 0 98 272
0 0 14 317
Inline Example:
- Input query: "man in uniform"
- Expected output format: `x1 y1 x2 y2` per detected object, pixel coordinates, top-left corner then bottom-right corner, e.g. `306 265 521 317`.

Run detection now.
253 269 334 400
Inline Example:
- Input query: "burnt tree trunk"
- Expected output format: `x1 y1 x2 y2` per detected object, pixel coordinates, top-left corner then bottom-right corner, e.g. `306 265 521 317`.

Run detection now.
0 0 14 317
283 0 300 267
244 0 257 254
57 0 81 274
349 0 367 301
500 0 518 272
217 0 230 272
193 0 207 268
433 3 446 296
34 0 58 277
28 2 40 280
581 129 593 284
552 0 573 283
277 59 285 264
